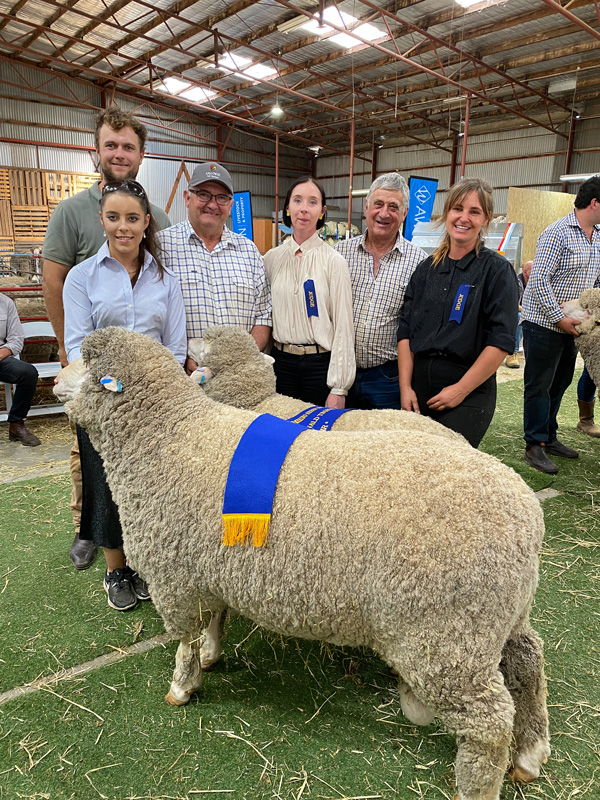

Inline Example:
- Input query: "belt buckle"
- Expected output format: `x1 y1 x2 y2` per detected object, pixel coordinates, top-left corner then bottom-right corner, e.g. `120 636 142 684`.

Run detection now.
292 344 305 356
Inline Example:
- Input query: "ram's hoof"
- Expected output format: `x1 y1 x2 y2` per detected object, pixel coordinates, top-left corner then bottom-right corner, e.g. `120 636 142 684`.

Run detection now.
508 765 537 784
165 689 190 706
200 658 219 671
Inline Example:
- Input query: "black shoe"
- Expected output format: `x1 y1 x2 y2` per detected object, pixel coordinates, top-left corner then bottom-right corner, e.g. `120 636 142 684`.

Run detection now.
545 439 579 459
123 565 150 601
525 445 559 475
69 532 98 570
103 568 138 611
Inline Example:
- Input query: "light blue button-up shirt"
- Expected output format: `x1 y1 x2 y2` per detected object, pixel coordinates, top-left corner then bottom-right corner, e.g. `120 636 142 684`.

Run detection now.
63 242 187 365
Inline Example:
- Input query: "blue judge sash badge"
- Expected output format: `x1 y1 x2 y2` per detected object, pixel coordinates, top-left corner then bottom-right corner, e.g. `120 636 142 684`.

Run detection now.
449 283 472 323
304 279 319 317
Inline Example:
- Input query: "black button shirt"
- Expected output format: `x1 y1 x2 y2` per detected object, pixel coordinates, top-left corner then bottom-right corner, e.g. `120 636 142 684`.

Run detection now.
396 246 519 366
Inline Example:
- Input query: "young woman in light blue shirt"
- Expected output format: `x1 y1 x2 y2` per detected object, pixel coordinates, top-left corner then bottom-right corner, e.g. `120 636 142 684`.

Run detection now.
63 180 187 612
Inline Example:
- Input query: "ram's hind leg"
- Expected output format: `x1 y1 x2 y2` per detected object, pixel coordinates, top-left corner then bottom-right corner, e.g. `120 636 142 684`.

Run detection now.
501 627 550 783
438 671 514 800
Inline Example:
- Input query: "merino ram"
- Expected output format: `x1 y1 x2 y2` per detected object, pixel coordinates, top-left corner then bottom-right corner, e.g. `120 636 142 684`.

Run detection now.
65 326 549 800
188 326 464 441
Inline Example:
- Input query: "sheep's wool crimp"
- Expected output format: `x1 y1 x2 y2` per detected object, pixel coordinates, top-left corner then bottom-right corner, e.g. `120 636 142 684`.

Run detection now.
222 414 305 547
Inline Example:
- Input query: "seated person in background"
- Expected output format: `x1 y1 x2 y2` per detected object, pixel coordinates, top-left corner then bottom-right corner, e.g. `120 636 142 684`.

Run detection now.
264 176 355 408
63 179 186 612
0 293 41 446
505 260 531 368
397 177 519 448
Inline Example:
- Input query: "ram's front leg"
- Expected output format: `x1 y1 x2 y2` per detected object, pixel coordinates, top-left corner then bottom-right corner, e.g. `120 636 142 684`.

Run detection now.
200 609 227 670
165 632 203 706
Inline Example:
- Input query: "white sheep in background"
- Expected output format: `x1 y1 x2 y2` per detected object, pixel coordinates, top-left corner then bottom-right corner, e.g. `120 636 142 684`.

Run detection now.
562 288 600 386
188 326 465 442
64 326 550 800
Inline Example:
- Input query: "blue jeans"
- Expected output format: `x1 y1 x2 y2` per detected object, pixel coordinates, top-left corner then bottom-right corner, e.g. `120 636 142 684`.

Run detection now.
347 360 401 410
523 321 578 447
0 356 39 422
514 313 522 354
577 366 597 402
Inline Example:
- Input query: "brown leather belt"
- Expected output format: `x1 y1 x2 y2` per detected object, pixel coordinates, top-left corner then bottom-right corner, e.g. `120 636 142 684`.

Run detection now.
273 341 329 356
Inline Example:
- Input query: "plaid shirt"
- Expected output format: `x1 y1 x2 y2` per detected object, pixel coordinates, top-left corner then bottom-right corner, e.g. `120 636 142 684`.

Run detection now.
336 232 426 368
522 210 600 332
156 220 271 339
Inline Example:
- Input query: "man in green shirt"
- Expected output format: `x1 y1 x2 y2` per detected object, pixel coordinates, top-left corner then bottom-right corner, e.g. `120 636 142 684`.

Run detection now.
42 106 170 570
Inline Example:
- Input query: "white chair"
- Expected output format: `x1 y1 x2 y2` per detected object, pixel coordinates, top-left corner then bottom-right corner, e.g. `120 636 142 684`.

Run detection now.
1 321 64 422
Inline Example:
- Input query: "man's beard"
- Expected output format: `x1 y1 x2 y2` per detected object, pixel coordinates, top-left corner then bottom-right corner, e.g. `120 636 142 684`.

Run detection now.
101 163 139 183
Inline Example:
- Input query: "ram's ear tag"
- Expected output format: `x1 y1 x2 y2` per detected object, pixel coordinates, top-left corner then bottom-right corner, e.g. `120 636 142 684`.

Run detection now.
100 375 123 393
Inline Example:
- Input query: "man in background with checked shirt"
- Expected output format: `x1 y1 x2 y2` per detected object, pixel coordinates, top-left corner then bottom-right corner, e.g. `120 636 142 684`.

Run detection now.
157 162 271 374
522 176 600 474
335 173 426 409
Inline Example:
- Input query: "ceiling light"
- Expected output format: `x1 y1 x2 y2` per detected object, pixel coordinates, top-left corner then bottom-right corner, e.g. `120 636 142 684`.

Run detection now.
180 86 216 103
271 101 284 117
162 77 191 94
308 145 321 154
548 78 577 94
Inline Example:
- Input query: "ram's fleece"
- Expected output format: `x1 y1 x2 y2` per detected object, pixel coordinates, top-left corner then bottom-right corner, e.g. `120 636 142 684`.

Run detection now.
189 326 463 441
67 326 549 800
562 288 600 386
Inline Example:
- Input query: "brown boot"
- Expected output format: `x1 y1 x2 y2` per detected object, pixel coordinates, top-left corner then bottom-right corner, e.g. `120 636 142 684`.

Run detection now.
8 420 41 447
577 400 600 437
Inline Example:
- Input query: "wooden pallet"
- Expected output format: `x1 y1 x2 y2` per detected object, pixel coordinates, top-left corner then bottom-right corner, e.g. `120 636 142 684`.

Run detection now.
10 169 46 205
12 206 49 242
75 173 100 192
44 172 79 203
0 168 10 201
0 199 13 238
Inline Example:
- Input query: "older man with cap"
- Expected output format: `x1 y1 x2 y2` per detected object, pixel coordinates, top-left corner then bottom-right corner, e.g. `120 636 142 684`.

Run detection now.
157 161 271 373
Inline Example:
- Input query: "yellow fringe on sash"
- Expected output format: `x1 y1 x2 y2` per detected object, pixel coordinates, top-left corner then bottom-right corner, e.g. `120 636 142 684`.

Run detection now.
222 513 271 547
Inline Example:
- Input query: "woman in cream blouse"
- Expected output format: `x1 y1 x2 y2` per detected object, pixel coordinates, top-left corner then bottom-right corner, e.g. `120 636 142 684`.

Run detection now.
264 177 356 408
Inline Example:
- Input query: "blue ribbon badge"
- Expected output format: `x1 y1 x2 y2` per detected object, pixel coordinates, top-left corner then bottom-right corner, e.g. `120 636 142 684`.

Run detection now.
449 283 472 324
304 279 319 318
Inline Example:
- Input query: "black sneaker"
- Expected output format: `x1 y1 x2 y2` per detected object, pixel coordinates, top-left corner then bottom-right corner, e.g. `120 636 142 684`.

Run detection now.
103 568 138 611
123 565 150 601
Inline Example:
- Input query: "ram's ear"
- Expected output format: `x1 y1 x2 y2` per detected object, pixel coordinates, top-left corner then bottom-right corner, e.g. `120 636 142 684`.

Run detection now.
100 375 123 393
187 338 207 364
262 353 275 366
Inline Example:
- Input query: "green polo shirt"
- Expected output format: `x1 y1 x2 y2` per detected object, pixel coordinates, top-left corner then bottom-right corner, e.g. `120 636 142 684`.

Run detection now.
42 182 171 268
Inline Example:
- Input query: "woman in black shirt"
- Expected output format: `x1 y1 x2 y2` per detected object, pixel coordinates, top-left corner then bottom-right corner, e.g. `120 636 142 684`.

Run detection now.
397 178 519 447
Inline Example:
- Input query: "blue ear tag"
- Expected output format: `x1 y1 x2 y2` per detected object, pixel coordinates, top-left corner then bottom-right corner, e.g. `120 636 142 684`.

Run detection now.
304 279 319 317
449 283 472 323
100 375 123 393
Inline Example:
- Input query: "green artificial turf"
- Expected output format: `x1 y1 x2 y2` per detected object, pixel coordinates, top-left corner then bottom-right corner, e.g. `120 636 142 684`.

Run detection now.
1 376 599 800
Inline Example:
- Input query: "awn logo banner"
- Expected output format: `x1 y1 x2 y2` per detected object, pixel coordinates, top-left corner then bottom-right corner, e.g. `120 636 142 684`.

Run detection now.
404 176 438 242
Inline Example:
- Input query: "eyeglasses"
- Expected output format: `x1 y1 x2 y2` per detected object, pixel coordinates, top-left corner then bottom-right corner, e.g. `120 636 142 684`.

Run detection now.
188 188 232 206
102 180 146 198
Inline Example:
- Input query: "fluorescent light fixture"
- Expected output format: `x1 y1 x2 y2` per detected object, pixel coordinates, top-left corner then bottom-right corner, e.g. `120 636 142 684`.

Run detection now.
243 63 277 80
162 77 191 94
560 173 598 183
180 86 216 103
351 188 370 197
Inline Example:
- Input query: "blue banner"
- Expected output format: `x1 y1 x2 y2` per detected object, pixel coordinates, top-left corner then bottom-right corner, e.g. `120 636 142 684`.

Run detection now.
404 175 438 242
232 191 254 240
